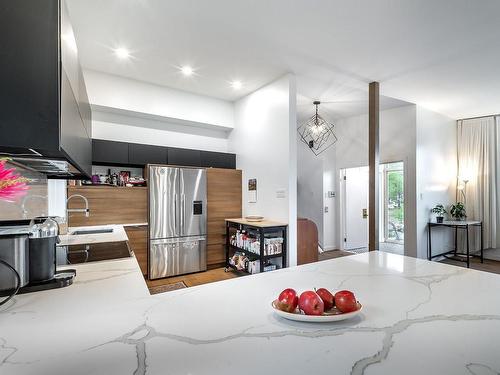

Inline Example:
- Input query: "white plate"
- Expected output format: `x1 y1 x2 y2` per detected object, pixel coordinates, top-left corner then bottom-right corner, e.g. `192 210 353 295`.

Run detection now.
271 300 363 322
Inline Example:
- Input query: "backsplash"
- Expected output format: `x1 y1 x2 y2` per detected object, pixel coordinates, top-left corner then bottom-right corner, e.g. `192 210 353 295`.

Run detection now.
0 160 48 221
92 165 144 178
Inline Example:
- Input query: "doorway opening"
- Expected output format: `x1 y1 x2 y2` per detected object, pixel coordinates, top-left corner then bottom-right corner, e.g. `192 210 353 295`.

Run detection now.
340 161 405 255
380 161 404 255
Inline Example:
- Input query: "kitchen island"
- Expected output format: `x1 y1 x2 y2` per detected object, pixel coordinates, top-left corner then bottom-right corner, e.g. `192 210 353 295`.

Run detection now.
1 252 499 374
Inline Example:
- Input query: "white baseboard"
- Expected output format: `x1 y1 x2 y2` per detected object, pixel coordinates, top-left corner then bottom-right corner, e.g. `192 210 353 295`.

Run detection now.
322 246 338 252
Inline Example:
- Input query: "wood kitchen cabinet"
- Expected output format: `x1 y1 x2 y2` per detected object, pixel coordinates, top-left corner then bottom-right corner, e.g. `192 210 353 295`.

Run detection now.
92 139 129 165
0 0 92 178
90 139 236 169
201 151 236 169
167 147 201 167
206 168 242 268
124 225 148 276
128 143 167 165
67 186 147 226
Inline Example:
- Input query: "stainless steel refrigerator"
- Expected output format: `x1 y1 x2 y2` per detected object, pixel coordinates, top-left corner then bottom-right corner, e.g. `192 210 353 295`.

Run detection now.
148 166 207 279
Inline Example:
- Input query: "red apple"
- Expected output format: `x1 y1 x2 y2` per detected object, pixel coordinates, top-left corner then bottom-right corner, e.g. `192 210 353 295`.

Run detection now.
276 288 299 313
315 288 335 310
298 291 324 316
334 290 358 313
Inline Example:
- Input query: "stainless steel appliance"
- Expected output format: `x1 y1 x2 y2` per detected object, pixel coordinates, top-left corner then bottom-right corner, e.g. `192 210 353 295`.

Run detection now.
0 226 30 293
149 166 207 279
0 218 75 301
28 218 59 282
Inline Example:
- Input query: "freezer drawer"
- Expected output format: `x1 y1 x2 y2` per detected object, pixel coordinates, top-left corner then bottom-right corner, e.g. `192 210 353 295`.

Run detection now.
149 236 207 279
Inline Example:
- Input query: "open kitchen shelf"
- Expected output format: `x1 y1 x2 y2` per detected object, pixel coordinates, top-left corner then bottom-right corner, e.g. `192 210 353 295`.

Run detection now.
225 219 288 274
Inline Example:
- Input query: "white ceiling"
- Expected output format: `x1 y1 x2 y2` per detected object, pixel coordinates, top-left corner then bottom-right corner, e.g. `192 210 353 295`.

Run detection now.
67 0 500 119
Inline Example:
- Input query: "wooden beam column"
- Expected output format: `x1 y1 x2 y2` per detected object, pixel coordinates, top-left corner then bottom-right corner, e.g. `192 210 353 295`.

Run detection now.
368 82 380 251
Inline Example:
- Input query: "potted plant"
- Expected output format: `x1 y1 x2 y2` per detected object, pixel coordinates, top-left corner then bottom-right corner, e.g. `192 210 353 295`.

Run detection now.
431 204 447 223
450 202 467 221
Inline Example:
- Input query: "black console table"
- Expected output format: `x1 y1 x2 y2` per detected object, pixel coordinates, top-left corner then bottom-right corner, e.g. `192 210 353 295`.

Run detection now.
428 220 483 268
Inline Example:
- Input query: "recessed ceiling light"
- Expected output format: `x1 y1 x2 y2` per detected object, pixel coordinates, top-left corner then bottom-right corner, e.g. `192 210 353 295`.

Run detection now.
114 47 130 59
231 80 242 90
180 66 194 76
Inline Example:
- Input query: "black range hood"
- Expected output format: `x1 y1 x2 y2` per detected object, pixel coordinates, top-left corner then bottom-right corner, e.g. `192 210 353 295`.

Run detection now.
0 0 92 179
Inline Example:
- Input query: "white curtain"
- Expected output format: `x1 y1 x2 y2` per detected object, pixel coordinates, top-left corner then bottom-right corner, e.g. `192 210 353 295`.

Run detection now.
457 116 500 250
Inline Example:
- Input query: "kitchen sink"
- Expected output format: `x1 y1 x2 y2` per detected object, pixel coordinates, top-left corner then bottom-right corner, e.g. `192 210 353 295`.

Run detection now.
70 228 114 235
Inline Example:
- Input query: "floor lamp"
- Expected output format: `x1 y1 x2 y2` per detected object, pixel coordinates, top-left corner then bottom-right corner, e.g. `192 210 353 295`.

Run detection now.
458 179 468 207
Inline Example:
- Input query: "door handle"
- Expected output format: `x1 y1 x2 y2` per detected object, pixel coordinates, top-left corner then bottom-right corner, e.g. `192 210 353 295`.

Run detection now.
182 194 186 234
362 209 368 219
174 194 178 232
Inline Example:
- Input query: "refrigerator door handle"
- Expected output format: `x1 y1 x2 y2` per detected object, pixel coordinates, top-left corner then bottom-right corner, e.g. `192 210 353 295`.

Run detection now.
181 194 186 236
174 194 178 233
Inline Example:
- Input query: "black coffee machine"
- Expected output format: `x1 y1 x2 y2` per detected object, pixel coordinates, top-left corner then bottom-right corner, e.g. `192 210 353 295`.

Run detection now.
0 217 75 302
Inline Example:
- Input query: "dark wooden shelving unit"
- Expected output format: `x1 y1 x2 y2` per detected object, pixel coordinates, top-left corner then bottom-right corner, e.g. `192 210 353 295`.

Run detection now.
225 219 288 274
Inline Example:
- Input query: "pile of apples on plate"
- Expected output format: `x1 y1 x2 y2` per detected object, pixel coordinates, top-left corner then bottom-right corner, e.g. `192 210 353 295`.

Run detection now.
275 288 358 316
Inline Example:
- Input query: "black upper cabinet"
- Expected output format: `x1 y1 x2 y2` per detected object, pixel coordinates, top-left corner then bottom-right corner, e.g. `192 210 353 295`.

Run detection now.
92 140 129 165
91 139 236 169
168 148 201 167
129 143 167 165
0 0 92 178
200 151 236 169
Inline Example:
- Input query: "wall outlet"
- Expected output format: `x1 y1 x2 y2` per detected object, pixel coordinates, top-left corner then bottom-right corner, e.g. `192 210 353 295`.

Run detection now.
324 206 329 213
276 189 286 198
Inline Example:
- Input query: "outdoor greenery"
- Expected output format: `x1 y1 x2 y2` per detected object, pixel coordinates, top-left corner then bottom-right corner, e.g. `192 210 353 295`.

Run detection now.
390 205 404 222
387 170 403 206
387 170 404 222
387 169 404 241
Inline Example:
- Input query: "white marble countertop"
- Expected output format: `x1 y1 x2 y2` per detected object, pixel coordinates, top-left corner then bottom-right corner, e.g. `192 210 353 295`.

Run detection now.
1 251 500 375
58 224 129 246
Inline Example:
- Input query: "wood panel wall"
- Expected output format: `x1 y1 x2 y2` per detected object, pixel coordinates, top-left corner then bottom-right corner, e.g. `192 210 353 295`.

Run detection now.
67 185 148 277
369 81 380 251
297 218 318 265
124 225 148 276
207 168 242 268
67 186 147 227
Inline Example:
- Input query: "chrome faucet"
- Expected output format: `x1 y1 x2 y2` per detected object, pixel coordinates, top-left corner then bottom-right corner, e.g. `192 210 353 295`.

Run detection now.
66 194 90 217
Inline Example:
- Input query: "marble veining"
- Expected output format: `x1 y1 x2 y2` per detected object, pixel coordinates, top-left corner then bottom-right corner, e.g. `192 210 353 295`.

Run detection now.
1 252 500 375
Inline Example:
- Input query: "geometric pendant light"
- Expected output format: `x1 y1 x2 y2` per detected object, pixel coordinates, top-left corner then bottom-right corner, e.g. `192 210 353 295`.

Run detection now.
297 101 338 156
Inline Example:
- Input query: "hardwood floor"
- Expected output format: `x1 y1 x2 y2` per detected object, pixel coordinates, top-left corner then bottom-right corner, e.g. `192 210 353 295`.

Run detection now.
319 250 500 275
146 267 240 290
146 251 352 293
318 250 354 261
145 252 500 295
438 257 500 275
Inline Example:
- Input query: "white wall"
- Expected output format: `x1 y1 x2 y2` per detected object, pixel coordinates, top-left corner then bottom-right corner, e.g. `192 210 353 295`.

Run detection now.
318 104 457 258
47 180 67 219
93 120 229 152
323 149 337 250
83 70 236 153
322 105 418 253
415 107 457 259
297 139 324 246
229 74 298 265
84 70 234 129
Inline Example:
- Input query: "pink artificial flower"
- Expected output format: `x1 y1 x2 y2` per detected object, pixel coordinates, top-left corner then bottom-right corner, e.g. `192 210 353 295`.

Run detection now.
0 159 30 202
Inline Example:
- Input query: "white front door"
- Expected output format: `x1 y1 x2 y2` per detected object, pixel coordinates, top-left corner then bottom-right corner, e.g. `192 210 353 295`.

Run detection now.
342 166 369 250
